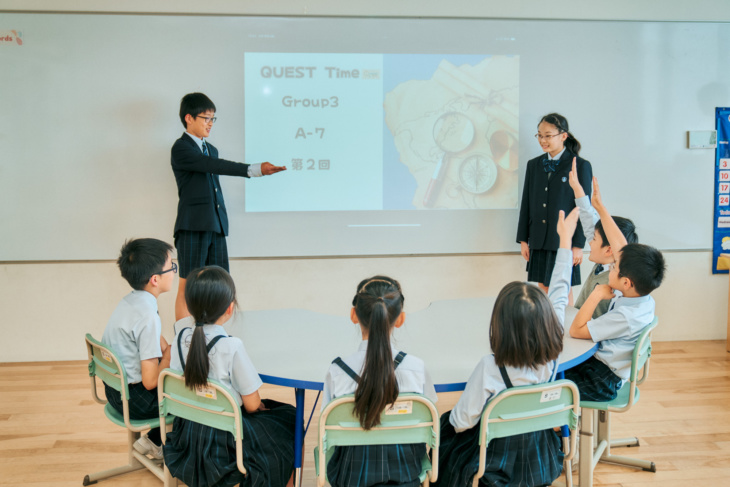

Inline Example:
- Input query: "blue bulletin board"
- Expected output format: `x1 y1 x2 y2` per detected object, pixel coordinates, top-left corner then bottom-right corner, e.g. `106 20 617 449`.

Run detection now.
712 107 730 274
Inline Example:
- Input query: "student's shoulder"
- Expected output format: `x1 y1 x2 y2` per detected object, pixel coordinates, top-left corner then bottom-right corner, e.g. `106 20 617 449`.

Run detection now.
399 352 427 371
475 354 500 376
123 291 158 318
171 133 197 151
526 154 544 167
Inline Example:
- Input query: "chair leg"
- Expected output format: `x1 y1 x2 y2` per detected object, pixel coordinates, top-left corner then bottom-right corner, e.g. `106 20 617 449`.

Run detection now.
578 408 594 487
562 436 573 487
595 411 656 472
164 464 179 487
83 431 146 485
611 436 640 448
83 429 166 485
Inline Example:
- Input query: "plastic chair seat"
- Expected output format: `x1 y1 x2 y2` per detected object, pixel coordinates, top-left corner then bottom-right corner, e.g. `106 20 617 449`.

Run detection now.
103 402 174 430
581 383 640 411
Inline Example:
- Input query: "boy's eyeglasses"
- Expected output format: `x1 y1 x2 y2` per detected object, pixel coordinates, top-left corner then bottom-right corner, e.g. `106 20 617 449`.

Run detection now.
195 115 217 124
159 262 178 275
534 132 564 141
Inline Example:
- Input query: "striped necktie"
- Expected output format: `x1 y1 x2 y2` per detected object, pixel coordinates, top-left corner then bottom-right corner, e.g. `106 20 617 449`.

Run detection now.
202 141 209 156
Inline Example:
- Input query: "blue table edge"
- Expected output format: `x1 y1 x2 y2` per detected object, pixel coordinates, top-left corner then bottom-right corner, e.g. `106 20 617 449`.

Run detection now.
259 342 598 393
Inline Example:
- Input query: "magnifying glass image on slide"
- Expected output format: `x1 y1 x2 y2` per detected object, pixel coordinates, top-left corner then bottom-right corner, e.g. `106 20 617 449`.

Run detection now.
424 112 475 207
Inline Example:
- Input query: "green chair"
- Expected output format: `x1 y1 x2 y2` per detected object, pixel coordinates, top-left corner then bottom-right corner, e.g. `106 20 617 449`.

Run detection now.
158 368 247 487
577 317 659 486
315 393 440 487
475 379 580 487
83 334 172 485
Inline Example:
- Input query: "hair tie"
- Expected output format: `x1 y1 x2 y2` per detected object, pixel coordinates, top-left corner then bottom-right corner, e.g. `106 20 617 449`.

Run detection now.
195 321 205 327
376 296 385 302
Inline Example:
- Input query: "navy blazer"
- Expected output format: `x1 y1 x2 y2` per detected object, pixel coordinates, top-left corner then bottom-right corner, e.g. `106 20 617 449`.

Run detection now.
516 150 592 251
171 133 250 237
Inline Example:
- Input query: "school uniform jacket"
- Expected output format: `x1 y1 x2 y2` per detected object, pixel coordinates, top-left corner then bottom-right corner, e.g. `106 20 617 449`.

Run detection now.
516 150 592 251
171 133 250 238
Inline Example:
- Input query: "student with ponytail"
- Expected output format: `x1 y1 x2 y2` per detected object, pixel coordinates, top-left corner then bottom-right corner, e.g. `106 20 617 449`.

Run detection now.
164 266 296 487
322 276 437 487
516 113 593 302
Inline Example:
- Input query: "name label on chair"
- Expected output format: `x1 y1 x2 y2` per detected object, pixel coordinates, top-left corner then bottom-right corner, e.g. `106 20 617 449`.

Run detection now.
196 385 217 400
101 350 112 362
385 401 413 415
540 388 561 403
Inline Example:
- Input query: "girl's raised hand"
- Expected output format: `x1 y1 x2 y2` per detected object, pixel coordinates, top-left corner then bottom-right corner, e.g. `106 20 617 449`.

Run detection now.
591 176 605 211
568 157 585 197
557 208 580 248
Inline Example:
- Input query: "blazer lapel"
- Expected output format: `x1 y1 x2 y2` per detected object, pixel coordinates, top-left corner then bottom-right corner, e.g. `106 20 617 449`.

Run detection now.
548 151 573 187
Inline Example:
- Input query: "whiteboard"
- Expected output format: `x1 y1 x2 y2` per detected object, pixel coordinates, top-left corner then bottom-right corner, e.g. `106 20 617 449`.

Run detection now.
1 14 727 260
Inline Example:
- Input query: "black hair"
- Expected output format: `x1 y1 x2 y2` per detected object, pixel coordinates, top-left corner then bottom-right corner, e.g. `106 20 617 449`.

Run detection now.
617 244 666 296
351 275 405 430
490 282 563 369
539 113 581 155
183 266 237 390
117 238 173 291
179 92 216 128
595 216 638 248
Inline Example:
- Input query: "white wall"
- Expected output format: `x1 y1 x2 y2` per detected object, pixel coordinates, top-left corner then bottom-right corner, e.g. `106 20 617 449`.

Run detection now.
1 1 727 363
0 250 726 362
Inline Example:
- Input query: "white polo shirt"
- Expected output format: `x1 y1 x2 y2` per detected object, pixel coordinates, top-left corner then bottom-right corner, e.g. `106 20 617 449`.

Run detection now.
102 290 162 384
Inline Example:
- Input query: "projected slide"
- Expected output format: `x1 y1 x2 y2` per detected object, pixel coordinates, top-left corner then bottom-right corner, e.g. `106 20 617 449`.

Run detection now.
244 53 518 212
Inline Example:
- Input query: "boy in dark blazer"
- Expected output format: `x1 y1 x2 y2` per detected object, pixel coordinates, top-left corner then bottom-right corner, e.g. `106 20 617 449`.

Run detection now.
172 92 286 319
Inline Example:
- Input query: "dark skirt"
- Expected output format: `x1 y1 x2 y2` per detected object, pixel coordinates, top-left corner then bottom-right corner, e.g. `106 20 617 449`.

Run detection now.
163 399 296 487
327 443 427 487
526 249 581 287
563 355 622 402
433 411 563 487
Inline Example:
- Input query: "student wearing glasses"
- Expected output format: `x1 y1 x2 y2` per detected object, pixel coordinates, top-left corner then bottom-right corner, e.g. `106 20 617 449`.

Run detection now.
171 92 287 320
516 113 592 303
101 238 177 459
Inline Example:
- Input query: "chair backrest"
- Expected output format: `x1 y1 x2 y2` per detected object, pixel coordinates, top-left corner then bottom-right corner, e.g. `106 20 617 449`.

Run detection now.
616 316 659 411
158 368 246 475
476 379 580 484
629 317 658 384
317 393 440 486
85 333 130 405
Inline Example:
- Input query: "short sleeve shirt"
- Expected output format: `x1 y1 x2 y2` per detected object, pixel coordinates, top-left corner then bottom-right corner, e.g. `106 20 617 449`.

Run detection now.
449 356 558 433
322 340 437 410
102 290 162 384
172 317 263 406
587 292 655 381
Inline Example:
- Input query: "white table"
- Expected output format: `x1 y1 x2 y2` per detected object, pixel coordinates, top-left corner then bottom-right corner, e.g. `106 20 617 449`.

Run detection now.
228 297 597 486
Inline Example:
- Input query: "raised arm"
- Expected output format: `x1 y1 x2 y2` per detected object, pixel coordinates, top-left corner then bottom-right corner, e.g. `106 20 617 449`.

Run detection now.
547 208 580 328
571 158 593 249
569 158 599 240
591 177 628 251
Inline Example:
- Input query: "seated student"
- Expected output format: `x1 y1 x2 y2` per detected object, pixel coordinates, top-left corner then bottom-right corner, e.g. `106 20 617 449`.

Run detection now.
164 266 296 487
433 209 579 487
568 158 639 318
322 276 438 487
567 178 666 402
102 238 175 459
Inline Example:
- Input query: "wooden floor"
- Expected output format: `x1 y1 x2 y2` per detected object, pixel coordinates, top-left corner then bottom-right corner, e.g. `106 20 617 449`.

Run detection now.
1 340 729 487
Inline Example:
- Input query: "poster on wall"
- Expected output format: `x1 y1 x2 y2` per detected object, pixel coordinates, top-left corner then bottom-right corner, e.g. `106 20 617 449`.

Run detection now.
712 107 730 274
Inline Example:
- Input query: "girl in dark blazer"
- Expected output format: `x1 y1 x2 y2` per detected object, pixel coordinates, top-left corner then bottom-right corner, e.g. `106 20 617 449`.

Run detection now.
516 113 592 299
